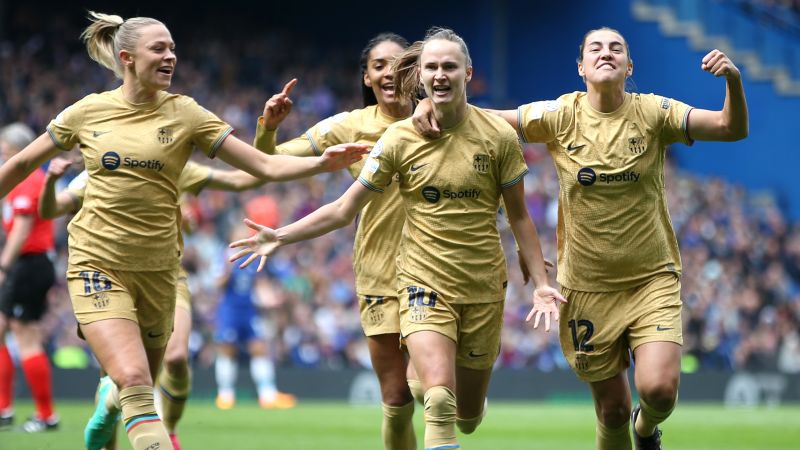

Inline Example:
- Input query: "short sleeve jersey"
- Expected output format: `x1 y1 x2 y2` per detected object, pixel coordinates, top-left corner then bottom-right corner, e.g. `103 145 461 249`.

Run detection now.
358 105 528 303
47 87 232 271
2 168 54 254
518 92 693 291
255 105 404 297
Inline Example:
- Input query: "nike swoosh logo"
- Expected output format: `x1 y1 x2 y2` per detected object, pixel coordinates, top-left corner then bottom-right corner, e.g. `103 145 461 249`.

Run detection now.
656 325 674 331
92 130 112 138
567 143 585 151
410 163 429 172
468 351 488 358
147 331 165 338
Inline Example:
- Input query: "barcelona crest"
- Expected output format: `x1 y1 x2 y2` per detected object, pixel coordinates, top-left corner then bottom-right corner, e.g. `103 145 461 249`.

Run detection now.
473 154 489 173
157 127 174 145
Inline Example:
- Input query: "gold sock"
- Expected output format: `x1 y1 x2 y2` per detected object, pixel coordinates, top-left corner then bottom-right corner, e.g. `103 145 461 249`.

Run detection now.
382 400 417 450
407 379 424 406
636 396 675 437
596 419 632 450
158 366 191 432
423 386 458 449
120 385 173 450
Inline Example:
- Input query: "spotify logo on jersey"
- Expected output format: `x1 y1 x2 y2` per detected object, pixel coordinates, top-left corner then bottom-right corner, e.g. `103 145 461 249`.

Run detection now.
421 186 441 203
577 167 597 186
102 151 121 170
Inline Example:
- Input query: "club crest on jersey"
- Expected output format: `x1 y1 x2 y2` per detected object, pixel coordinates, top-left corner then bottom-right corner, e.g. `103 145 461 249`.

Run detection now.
92 291 110 309
628 136 646 154
575 353 590 372
473 154 490 174
157 127 174 144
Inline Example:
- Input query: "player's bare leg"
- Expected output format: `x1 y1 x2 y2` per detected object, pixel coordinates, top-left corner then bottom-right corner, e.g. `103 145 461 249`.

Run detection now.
454 366 492 434
81 319 173 450
631 341 680 449
405 331 457 450
589 371 632 450
368 333 416 449
158 306 192 450
406 361 423 405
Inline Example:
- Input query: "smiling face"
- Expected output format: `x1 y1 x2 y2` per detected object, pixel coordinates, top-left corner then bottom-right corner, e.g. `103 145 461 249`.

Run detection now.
121 24 176 94
363 40 406 108
577 29 632 88
419 39 472 108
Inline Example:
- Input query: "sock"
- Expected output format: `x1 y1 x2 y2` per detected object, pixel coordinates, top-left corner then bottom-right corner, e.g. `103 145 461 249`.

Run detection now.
215 356 237 399
106 380 121 412
407 378 424 406
21 353 54 419
596 418 632 450
423 386 458 450
382 400 416 450
158 365 191 432
250 356 277 402
0 346 13 412
120 385 173 450
636 396 675 437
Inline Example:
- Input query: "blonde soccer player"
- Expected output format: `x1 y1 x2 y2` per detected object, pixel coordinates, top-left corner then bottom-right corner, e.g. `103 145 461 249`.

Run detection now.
252 32 422 449
231 27 563 450
39 156 273 450
0 11 366 450
414 27 748 450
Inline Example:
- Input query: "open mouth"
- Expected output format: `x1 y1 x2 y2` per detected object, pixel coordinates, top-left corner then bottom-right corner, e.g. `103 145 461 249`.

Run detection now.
597 63 615 70
432 85 450 95
380 83 395 95
157 66 174 75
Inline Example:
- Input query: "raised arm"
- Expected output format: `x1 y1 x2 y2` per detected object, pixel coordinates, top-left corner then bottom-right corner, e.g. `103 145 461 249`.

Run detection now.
501 181 566 332
229 180 378 271
38 157 81 219
0 133 62 198
686 49 748 142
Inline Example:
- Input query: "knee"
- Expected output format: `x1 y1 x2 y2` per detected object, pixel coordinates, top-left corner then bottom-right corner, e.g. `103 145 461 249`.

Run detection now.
596 400 631 429
456 415 482 435
639 381 678 411
163 351 189 377
381 382 413 406
113 365 152 389
424 386 457 423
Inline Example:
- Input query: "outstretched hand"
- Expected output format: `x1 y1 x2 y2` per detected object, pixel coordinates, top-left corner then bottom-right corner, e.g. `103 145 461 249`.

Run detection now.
45 157 72 180
228 218 280 272
318 143 369 172
261 78 297 131
701 49 740 80
412 98 441 139
526 285 567 332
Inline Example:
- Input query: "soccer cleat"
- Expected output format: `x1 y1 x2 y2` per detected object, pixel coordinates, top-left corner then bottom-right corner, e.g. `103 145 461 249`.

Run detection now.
215 393 236 410
259 392 297 409
0 411 13 430
631 404 663 450
169 432 183 450
84 377 120 450
22 414 59 432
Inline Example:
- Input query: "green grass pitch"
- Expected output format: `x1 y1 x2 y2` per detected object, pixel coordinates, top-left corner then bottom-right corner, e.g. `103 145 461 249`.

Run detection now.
4 400 799 449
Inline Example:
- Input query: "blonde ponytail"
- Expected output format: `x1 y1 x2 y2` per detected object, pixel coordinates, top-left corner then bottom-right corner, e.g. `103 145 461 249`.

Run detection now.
392 41 424 101
80 11 163 79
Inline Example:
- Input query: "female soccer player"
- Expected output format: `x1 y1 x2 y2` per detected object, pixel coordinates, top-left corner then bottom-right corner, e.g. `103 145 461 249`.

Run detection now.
232 27 563 450
38 157 271 449
0 123 58 433
415 27 748 450
0 11 366 450
252 33 420 449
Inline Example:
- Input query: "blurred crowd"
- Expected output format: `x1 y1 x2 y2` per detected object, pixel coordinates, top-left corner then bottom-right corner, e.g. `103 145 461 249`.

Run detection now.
2 14 799 376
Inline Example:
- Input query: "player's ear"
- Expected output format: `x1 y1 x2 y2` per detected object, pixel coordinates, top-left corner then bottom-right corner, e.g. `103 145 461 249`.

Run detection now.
363 71 372 88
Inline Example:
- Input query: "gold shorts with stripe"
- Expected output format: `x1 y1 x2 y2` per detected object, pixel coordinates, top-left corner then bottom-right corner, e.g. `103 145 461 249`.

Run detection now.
67 263 178 349
359 294 400 336
559 273 682 382
399 284 503 370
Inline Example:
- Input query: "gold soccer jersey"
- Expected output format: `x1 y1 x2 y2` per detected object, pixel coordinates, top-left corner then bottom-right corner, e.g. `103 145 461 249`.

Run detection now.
358 105 529 303
47 87 232 271
254 105 405 297
518 92 693 292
